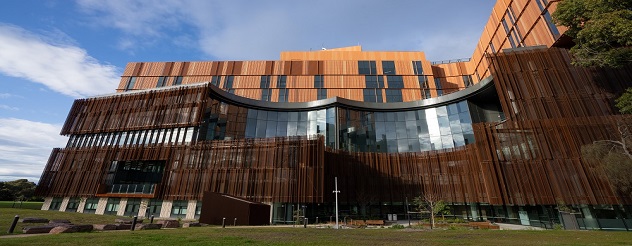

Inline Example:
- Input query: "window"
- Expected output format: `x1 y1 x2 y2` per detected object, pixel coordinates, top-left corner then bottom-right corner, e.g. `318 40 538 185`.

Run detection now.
278 89 289 102
171 200 188 218
542 11 560 38
211 76 221 86
156 76 167 87
463 75 473 87
125 77 136 91
173 76 183 86
277 75 287 88
49 197 63 211
365 75 384 88
358 61 376 75
314 75 324 88
83 198 99 214
224 76 234 89
363 89 383 102
260 75 271 88
385 90 403 102
261 89 271 101
412 61 424 75
104 198 120 215
387 76 404 89
490 43 496 54
434 78 443 96
382 61 396 74
317 89 327 100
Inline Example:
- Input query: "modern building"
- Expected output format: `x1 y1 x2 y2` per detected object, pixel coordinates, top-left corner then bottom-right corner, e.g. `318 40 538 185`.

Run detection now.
36 0 632 229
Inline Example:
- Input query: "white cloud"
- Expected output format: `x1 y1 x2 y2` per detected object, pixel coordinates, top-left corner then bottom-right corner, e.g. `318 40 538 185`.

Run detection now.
75 0 496 61
0 24 120 98
0 93 13 98
0 104 18 111
0 118 67 182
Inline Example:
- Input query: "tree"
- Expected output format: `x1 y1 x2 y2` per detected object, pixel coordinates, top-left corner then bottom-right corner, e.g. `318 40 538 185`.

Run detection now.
580 91 632 197
616 88 632 114
0 179 39 201
553 0 632 67
413 193 450 229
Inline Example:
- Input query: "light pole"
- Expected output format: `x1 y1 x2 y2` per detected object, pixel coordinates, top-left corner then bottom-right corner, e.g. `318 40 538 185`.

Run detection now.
333 177 341 229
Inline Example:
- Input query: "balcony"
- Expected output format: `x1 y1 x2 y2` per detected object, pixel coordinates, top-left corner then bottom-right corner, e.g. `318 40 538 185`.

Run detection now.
96 183 158 198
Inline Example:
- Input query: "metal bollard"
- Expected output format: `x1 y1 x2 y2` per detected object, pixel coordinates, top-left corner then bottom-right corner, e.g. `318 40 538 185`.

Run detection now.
234 218 237 226
304 218 308 228
8 215 19 233
131 216 138 231
316 217 319 224
222 218 226 228
150 215 154 224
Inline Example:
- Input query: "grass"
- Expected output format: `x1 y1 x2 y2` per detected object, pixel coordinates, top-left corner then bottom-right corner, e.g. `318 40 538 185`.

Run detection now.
1 226 631 245
0 201 43 210
1 208 631 245
0 208 630 246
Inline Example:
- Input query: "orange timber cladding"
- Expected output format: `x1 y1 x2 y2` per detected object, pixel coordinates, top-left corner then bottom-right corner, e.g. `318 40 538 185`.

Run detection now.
37 48 632 206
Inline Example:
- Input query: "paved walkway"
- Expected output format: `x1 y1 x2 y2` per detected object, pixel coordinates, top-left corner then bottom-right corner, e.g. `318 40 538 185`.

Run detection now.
495 223 545 230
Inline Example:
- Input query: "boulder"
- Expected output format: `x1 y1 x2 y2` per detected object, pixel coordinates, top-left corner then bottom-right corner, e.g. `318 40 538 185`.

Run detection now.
20 217 49 223
49 226 78 234
23 225 55 234
49 219 71 224
183 222 202 228
116 224 132 230
115 218 142 224
158 220 180 228
73 224 94 232
93 224 118 231
135 223 162 230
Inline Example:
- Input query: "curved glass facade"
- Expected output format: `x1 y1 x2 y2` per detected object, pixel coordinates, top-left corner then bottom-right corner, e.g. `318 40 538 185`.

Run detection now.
202 96 475 153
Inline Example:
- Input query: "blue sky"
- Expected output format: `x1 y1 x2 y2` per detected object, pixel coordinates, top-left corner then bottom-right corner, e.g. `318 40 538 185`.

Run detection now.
0 0 496 182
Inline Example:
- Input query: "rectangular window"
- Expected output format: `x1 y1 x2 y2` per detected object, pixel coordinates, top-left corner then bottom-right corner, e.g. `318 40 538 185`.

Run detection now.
317 89 327 100
542 11 560 39
385 90 403 102
277 75 286 88
173 76 183 86
260 75 271 88
434 78 443 96
463 75 473 87
490 43 496 54
278 89 289 102
211 76 221 86
358 61 376 75
382 61 396 74
363 89 383 102
365 75 384 88
418 76 428 88
224 76 234 89
387 75 404 89
412 61 424 75
156 76 167 87
314 75 324 88
125 77 136 91
261 89 271 101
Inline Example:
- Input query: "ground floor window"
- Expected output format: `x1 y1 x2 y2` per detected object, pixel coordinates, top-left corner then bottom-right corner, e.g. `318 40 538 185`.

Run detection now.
49 197 63 211
147 199 162 217
124 198 141 216
65 197 79 212
104 198 120 215
195 201 202 219
170 200 188 218
84 198 98 214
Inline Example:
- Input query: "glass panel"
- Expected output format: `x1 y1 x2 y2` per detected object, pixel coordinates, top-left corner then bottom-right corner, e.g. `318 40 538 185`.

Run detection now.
256 120 267 138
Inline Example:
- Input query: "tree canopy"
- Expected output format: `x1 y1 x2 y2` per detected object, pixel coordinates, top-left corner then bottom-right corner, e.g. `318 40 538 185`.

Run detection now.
0 179 39 201
553 0 632 67
616 87 632 114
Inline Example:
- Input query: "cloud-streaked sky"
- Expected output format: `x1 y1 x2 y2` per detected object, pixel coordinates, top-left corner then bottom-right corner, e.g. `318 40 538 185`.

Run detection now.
0 0 496 182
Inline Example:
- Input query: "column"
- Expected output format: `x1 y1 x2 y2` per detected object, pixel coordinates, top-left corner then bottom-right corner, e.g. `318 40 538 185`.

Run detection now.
117 198 128 216
160 200 173 218
185 200 197 220
76 197 87 213
59 197 70 212
41 197 52 210
95 197 108 215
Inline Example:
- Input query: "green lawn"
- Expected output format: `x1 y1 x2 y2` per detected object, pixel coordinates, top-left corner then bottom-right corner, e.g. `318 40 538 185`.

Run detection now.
0 201 43 210
1 208 631 245
1 217 631 246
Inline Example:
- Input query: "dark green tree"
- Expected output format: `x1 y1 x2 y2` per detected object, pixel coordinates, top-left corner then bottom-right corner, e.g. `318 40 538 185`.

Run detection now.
553 0 632 67
616 88 632 114
0 179 38 201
